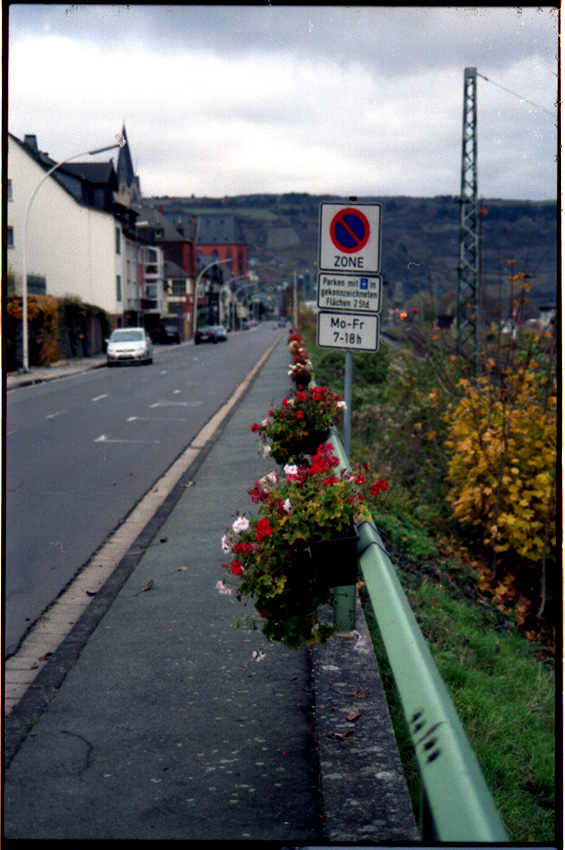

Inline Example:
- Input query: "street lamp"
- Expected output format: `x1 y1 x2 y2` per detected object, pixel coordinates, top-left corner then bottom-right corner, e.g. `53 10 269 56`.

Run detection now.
21 136 125 372
230 280 257 331
219 275 248 328
192 258 230 340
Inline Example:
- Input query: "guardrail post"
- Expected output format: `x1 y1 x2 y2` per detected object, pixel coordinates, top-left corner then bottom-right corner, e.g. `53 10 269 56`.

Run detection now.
333 584 356 631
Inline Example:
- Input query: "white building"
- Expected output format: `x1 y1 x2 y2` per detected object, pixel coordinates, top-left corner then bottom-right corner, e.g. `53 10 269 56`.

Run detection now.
7 132 148 327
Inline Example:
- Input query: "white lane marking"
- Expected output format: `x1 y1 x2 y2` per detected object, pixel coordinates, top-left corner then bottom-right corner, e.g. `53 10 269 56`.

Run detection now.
46 410 67 420
127 416 187 422
150 400 202 408
91 394 109 402
95 435 161 444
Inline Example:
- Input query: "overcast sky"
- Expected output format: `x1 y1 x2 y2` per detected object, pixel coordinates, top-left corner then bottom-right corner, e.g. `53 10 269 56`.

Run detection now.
8 5 559 200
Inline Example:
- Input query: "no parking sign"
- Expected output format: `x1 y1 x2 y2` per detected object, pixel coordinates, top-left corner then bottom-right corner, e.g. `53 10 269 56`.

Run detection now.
319 202 381 273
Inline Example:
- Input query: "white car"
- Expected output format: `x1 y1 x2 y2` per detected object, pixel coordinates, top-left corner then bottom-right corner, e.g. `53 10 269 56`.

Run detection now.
106 328 153 366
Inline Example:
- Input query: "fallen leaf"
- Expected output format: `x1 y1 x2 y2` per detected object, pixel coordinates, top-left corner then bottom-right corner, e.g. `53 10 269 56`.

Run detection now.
39 652 53 662
160 537 167 543
86 590 97 596
181 481 194 488
352 689 369 699
136 580 154 596
30 662 39 669
178 567 187 572
346 709 360 722
328 729 356 741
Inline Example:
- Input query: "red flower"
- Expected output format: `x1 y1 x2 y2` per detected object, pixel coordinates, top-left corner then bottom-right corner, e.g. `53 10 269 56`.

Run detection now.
370 480 388 495
251 423 261 432
231 560 244 575
296 410 305 419
255 518 273 542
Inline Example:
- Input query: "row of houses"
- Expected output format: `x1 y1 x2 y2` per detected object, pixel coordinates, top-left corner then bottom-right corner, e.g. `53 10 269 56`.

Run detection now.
7 126 255 350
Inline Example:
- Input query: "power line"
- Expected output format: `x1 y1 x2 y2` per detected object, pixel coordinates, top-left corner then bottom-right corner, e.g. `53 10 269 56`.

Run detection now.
477 71 556 118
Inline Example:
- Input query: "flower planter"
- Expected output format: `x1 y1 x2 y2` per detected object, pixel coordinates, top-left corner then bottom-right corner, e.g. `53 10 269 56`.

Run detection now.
291 370 312 389
286 428 330 459
304 527 359 587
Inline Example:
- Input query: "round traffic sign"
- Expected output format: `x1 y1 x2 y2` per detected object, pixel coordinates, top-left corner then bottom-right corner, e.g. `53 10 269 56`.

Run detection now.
330 207 371 254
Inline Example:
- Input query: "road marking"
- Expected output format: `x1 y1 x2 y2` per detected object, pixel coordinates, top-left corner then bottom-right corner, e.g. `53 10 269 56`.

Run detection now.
5 331 284 716
127 416 187 422
91 394 109 402
150 400 202 408
95 435 161 444
46 411 67 420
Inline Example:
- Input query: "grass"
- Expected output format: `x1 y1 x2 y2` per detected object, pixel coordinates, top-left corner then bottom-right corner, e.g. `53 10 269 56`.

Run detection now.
360 535 556 842
296 312 557 843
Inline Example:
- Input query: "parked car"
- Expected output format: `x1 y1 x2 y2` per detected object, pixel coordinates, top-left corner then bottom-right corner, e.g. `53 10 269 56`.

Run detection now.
194 325 228 344
106 328 153 365
159 324 181 344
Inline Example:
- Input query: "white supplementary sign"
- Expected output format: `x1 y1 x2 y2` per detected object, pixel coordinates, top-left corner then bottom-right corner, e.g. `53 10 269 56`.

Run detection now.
317 272 382 313
318 202 381 274
317 311 380 351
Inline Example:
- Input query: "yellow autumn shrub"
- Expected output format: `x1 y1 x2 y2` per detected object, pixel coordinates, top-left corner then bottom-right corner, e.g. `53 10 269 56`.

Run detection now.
445 357 556 565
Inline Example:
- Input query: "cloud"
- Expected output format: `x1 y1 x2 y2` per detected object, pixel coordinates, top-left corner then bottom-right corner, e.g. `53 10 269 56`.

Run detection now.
8 5 558 199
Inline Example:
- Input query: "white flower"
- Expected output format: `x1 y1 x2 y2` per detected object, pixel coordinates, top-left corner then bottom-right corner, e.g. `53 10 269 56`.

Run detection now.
261 418 269 428
336 400 348 410
263 445 271 457
282 498 292 513
216 580 232 596
284 464 299 477
232 516 250 534
252 649 266 662
221 534 231 553
259 471 278 486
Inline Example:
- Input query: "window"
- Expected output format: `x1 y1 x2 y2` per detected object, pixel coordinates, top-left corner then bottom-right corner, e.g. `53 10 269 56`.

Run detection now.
147 248 158 263
116 275 122 301
7 226 14 248
115 227 121 254
172 279 186 295
7 179 13 201
145 284 157 299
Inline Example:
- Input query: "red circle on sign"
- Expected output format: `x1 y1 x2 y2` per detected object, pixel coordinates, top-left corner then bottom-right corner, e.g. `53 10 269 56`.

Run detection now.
330 207 370 254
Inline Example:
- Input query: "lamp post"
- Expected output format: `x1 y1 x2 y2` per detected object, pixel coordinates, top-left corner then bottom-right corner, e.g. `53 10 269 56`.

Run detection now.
219 275 248 328
21 137 125 371
192 258 230 340
230 280 257 331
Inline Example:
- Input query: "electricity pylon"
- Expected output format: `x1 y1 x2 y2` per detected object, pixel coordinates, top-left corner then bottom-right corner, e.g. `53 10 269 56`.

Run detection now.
456 67 480 367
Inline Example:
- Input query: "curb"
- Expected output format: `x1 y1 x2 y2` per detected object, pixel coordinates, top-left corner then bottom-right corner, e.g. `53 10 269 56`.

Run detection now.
313 597 420 842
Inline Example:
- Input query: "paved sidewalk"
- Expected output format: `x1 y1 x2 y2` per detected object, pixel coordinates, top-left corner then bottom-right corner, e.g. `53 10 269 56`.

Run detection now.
3 336 418 842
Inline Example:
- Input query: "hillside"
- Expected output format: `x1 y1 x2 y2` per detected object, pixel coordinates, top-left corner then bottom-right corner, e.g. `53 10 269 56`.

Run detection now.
151 194 558 313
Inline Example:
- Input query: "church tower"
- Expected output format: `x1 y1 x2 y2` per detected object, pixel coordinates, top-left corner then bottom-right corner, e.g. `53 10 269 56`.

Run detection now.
114 123 141 206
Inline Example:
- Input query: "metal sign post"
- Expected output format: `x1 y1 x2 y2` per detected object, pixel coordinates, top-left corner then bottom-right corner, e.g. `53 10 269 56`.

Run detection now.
316 200 382 632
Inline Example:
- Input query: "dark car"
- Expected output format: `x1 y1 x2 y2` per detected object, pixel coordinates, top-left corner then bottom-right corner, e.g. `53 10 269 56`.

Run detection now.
194 325 228 345
160 324 181 344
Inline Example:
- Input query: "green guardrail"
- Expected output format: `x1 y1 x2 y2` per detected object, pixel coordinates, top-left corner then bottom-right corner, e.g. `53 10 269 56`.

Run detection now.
326 427 509 843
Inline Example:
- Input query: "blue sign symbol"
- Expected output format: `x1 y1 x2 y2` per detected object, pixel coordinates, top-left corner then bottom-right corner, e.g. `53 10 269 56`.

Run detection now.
360 278 369 290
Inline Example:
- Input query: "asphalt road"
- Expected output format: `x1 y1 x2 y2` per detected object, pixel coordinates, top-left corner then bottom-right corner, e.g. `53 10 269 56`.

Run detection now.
5 325 282 655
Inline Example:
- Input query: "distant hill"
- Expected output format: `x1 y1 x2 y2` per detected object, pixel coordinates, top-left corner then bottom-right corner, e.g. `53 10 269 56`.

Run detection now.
150 193 558 312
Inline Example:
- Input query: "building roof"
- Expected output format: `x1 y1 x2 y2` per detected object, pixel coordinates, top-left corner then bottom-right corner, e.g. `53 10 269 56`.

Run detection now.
133 204 189 242
164 259 191 279
9 131 119 213
196 214 246 246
